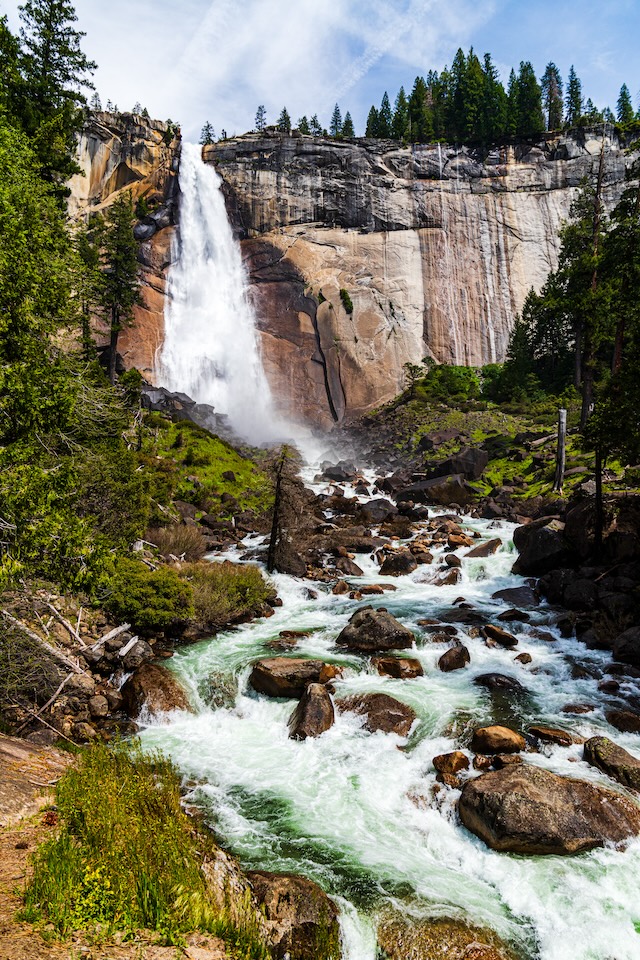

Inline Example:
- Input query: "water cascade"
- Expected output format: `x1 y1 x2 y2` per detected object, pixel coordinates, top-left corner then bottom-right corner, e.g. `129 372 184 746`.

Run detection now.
158 142 283 444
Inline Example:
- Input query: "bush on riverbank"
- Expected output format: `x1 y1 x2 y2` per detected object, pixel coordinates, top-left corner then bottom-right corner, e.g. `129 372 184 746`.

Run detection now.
183 560 273 631
22 742 271 955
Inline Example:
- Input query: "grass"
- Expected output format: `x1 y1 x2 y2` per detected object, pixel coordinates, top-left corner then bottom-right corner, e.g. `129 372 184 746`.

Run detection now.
21 742 271 956
142 418 273 518
181 560 273 631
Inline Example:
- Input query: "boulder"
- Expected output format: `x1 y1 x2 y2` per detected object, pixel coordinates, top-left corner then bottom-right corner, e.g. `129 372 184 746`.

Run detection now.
335 607 414 653
444 553 462 568
396 474 477 507
584 736 640 791
433 751 470 786
337 692 416 735
430 447 489 481
528 725 575 747
247 871 339 960
377 914 517 960
332 580 350 595
470 726 525 754
514 652 532 665
373 656 423 679
335 556 364 577
512 518 570 576
438 644 470 672
482 624 518 648
250 658 339 698
379 549 418 577
121 663 192 717
491 585 539 608
474 674 524 693
288 684 334 740
358 498 398 523
321 461 356 482
459 763 640 854
121 638 154 671
497 608 530 623
612 627 640 667
606 709 640 734
465 538 502 558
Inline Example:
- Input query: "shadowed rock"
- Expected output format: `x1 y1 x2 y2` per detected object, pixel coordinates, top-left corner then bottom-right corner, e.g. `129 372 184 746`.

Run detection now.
288 684 335 740
247 871 339 960
121 663 192 717
438 644 470 672
584 736 640 791
250 658 339 699
379 549 418 576
337 692 416 735
373 656 423 679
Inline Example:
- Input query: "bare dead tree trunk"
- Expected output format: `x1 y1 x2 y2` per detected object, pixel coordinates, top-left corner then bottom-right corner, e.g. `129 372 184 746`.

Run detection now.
108 307 119 385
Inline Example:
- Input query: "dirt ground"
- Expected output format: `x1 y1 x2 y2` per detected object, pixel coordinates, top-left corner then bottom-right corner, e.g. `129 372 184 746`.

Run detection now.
0 734 227 960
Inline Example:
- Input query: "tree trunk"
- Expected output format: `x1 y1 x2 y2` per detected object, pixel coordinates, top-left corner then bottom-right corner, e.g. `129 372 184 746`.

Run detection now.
552 408 567 493
108 308 119 385
594 445 604 554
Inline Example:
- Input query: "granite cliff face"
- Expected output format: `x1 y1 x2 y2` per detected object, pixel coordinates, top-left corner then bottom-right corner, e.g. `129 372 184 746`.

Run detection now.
205 130 632 427
69 112 180 379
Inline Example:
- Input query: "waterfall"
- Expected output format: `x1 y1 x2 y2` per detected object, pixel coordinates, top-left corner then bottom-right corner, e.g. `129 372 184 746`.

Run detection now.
158 142 282 445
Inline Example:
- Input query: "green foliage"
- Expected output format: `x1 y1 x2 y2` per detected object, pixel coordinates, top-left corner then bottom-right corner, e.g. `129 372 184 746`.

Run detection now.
330 103 342 137
104 557 194 634
277 107 291 133
22 742 271 955
342 111 355 138
339 288 354 314
297 115 310 135
199 120 215 145
565 65 583 126
255 104 266 132
415 364 480 402
541 62 563 130
182 560 272 631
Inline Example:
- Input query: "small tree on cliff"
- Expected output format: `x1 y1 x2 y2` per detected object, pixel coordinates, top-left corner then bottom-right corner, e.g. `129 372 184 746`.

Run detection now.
342 111 355 137
97 192 141 384
199 121 215 145
277 107 291 133
254 104 266 131
330 103 342 137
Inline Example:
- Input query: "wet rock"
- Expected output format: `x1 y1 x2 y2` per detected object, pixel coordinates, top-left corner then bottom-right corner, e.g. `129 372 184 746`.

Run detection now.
249 658 339 698
465 538 502 558
512 518 570 576
121 663 192 717
335 607 414 653
491 585 539 608
514 652 533 665
606 709 640 734
474 674 525 693
433 750 469 786
562 703 595 714
377 914 517 960
288 684 335 740
247 871 340 960
396 474 477 508
122 638 155 671
321 461 356 483
435 568 462 586
360 583 395 596
459 763 640 854
470 725 525 754
613 627 640 667
379 549 418 577
497 608 530 623
528 725 576 747
491 753 524 769
584 736 640 791
358 498 398 523
335 556 364 577
438 644 470 672
332 580 350 595
337 692 416 735
444 553 462 568
482 624 518 648
373 656 424 679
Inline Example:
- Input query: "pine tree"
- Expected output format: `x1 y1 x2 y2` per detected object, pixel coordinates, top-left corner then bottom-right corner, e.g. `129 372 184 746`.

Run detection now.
462 47 485 140
480 53 507 141
506 68 519 136
0 16 23 124
141 107 149 119
377 92 393 138
18 0 96 192
97 193 141 385
391 87 408 141
132 101 141 114
254 104 266 131
342 111 355 137
365 105 379 137
199 121 215 145
516 61 544 135
330 103 342 137
297 115 310 135
447 47 467 140
583 99 602 122
565 66 583 127
617 84 634 124
105 99 113 112
89 90 101 111
309 114 322 136
277 107 291 133
541 62 563 130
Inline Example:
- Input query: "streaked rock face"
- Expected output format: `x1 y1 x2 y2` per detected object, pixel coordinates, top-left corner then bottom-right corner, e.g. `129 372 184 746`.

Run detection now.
206 130 633 426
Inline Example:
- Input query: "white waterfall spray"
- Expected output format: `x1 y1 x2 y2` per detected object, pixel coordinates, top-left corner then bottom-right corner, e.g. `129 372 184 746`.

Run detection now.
158 142 283 445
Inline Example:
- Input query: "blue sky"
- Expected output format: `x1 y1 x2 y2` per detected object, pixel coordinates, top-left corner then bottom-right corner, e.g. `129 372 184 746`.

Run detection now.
3 0 639 141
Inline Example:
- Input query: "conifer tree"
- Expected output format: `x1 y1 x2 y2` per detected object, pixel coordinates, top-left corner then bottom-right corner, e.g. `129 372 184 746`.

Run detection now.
0 16 23 124
541 62 563 130
583 99 602 122
342 111 355 137
309 114 322 136
89 90 101 111
565 66 583 127
480 53 507 141
462 47 485 140
617 84 634 124
254 104 266 131
330 103 342 137
408 76 432 142
377 92 393 138
297 115 310 135
277 107 291 133
515 61 544 135
392 87 408 141
97 193 141 385
365 105 379 137
506 68 519 136
447 47 467 141
199 121 215 145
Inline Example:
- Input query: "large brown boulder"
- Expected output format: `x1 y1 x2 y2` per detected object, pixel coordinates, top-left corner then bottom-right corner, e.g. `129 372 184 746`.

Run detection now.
288 684 335 740
247 872 340 960
377 914 517 960
470 726 525 754
335 607 414 653
465 538 502 558
250 658 339 698
337 692 416 735
121 663 192 717
373 656 423 679
459 763 640 854
379 549 418 576
482 624 518 648
583 736 640 791
438 644 470 672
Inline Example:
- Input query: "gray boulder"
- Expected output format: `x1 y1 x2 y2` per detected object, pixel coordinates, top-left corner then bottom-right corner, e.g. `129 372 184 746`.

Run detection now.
335 607 414 653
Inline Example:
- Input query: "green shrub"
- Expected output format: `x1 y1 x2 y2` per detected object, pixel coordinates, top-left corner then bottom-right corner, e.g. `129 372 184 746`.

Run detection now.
149 524 207 562
339 288 353 314
181 560 272 631
22 742 270 955
104 557 194 633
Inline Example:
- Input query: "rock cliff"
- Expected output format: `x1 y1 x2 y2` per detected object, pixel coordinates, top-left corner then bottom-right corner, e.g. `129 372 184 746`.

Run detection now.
204 129 633 426
68 112 180 380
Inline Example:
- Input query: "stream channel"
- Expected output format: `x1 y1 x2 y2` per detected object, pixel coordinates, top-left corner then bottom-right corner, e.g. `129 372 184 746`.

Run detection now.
139 465 640 960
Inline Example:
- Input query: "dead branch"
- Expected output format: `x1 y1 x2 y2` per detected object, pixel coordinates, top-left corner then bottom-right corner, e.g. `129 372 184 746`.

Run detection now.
0 610 85 675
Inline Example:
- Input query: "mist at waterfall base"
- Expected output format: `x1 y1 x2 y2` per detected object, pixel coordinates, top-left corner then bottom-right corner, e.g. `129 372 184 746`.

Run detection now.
158 142 303 448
